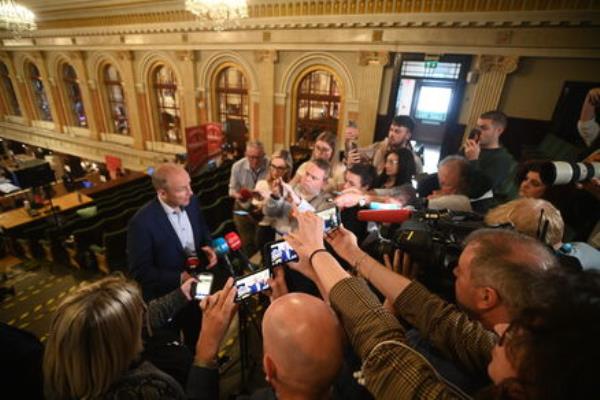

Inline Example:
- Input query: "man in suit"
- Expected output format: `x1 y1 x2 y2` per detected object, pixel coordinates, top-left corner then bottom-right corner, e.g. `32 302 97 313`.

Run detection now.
128 163 217 301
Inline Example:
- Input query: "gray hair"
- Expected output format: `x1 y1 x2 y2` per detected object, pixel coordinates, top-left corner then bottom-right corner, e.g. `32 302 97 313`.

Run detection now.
246 140 265 154
151 162 185 191
464 228 558 316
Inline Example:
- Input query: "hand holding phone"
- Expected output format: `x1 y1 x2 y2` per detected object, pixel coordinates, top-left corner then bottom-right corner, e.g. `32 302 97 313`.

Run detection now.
264 240 300 268
315 206 341 233
190 273 214 300
234 268 272 302
468 128 482 144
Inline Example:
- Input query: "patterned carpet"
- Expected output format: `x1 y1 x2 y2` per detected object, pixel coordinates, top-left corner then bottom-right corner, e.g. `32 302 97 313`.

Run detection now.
0 255 267 398
0 257 99 343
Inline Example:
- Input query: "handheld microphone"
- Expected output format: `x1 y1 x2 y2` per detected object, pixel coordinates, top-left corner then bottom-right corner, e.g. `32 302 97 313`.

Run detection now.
184 246 210 274
211 237 235 276
239 188 253 202
224 231 256 272
357 209 413 224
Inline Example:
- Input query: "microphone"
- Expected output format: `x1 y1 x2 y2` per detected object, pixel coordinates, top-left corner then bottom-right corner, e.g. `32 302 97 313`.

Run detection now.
183 246 210 274
357 209 413 224
211 237 235 276
224 231 256 272
239 188 253 202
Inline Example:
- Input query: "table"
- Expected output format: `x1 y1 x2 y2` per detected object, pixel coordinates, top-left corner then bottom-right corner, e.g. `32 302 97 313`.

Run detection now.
0 192 93 231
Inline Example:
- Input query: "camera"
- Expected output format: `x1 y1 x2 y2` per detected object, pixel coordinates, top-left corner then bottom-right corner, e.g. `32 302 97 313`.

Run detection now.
376 209 486 300
264 239 299 268
539 161 600 186
234 268 272 302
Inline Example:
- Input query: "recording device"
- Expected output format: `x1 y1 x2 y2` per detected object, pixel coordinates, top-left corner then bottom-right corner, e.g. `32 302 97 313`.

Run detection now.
370 209 486 300
345 120 359 154
315 206 341 233
468 127 482 143
538 161 600 186
190 273 214 300
224 231 256 272
264 239 299 268
234 268 271 302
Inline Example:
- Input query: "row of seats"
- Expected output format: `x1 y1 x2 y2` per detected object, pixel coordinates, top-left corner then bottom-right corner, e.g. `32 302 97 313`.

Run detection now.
14 162 235 275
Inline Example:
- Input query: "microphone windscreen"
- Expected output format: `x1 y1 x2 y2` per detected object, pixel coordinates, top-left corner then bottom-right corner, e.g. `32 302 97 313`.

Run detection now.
239 188 253 201
211 237 230 256
224 232 242 251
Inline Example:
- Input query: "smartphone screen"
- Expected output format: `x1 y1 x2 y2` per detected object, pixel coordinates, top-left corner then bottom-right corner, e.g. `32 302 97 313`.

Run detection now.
266 240 299 268
193 273 214 300
235 268 271 302
316 207 340 233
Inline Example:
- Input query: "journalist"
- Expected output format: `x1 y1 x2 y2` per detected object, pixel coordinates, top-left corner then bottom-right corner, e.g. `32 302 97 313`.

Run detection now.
283 211 599 399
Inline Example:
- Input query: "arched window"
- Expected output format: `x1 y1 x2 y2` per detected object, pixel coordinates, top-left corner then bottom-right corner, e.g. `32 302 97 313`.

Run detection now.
62 64 87 127
215 66 249 130
28 63 52 121
153 65 181 144
0 62 20 116
103 65 129 134
295 70 340 142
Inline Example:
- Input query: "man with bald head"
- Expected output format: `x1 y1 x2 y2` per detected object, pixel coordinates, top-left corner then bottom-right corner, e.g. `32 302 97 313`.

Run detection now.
189 279 343 399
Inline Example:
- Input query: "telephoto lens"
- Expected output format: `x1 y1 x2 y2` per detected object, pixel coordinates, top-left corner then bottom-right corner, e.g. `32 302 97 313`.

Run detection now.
539 161 600 186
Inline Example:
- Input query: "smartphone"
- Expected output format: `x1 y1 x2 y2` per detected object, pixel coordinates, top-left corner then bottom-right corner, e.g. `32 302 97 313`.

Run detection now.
264 239 299 268
347 120 357 128
191 273 214 300
316 206 341 233
234 268 272 302
468 128 482 143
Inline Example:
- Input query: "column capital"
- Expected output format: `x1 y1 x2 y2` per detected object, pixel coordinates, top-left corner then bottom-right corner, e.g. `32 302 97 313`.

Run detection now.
117 51 134 61
358 51 389 67
477 55 519 74
176 50 195 62
254 50 278 64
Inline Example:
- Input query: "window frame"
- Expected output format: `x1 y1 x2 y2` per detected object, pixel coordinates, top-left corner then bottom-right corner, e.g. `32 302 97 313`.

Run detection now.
0 61 21 116
152 65 182 144
102 64 129 135
62 64 88 128
27 62 52 122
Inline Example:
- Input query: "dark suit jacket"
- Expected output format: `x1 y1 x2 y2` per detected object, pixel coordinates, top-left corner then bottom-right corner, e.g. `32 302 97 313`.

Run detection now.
127 196 211 300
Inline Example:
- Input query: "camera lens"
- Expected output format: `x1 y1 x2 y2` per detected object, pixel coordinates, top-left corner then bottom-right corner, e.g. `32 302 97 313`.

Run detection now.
539 161 600 186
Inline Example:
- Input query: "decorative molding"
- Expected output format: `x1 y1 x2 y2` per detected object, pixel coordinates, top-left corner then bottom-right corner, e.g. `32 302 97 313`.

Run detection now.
254 49 278 63
176 50 195 62
101 131 134 146
65 125 92 137
477 55 519 74
135 82 145 94
31 120 55 130
145 140 186 154
117 50 134 61
87 79 97 90
2 10 597 38
358 51 389 66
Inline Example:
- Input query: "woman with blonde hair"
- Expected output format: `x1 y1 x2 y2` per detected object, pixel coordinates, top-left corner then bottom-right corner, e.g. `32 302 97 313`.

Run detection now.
252 149 294 249
43 274 196 400
291 130 346 190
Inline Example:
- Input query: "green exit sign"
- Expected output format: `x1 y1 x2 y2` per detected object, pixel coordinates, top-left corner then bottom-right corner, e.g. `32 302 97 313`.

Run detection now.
425 61 438 69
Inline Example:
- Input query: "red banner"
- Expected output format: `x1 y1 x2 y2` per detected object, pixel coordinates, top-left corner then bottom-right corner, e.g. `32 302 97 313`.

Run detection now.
185 126 208 172
205 122 223 157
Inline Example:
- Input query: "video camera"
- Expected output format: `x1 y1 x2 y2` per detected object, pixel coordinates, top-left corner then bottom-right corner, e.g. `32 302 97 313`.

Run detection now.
365 208 486 300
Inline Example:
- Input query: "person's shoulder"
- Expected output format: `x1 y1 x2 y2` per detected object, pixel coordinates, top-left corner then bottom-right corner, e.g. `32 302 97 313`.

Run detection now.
232 157 247 170
104 361 185 400
130 198 161 223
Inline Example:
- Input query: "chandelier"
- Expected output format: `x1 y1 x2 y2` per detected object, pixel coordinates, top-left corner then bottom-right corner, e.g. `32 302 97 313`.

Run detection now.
185 0 248 31
0 0 36 38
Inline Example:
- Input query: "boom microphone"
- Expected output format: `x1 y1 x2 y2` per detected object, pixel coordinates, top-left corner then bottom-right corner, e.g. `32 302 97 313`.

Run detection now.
211 237 235 276
357 209 413 224
224 231 256 272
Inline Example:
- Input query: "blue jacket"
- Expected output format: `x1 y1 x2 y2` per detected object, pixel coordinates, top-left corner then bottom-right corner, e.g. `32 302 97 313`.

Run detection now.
127 196 211 300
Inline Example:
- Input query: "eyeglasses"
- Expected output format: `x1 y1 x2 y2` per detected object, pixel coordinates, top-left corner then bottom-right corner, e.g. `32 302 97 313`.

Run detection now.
314 145 332 153
270 164 288 172
386 159 399 165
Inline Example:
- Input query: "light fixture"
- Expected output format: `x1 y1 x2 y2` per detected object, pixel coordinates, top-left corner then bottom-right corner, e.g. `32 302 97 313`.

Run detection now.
0 0 36 38
185 0 248 31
